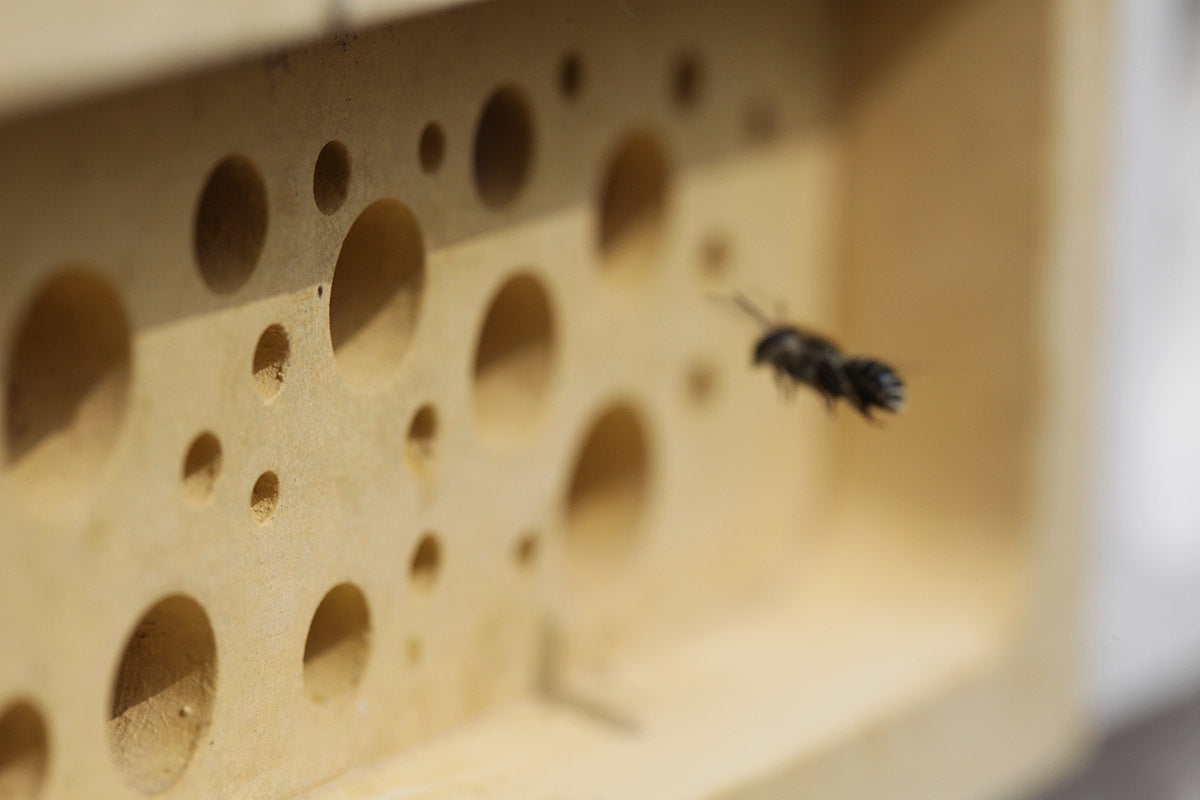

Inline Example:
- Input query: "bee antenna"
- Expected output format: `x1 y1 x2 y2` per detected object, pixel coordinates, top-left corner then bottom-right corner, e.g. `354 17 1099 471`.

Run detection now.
723 291 774 329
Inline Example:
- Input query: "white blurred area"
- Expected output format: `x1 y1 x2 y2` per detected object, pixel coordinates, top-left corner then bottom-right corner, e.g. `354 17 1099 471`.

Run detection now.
1094 0 1200 728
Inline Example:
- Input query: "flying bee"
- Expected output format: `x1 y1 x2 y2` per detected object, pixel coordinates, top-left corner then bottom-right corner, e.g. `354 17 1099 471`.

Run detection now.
730 292 905 421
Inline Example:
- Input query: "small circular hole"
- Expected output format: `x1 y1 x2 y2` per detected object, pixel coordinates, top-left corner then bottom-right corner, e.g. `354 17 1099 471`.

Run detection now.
328 199 425 390
514 532 539 570
182 432 222 505
409 534 441 594
473 86 535 208
598 131 672 287
473 273 557 447
194 155 268 293
563 404 651 586
250 471 279 525
405 404 438 469
303 583 371 704
0 701 48 800
559 52 584 100
684 362 718 408
699 232 731 281
109 595 217 794
252 324 289 402
313 140 351 215
670 51 704 110
4 268 132 503
418 123 446 174
744 99 780 144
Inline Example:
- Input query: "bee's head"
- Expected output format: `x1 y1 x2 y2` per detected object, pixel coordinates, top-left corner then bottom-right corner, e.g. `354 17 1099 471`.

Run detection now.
753 328 801 366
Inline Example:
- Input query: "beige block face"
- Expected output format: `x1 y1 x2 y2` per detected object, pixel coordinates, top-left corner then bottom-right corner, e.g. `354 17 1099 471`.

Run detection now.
0 0 1101 799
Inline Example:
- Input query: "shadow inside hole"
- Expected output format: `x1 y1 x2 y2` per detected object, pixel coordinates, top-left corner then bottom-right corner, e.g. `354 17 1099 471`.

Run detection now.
303 583 371 703
4 269 131 496
328 200 425 388
0 701 48 799
108 595 216 794
564 404 651 585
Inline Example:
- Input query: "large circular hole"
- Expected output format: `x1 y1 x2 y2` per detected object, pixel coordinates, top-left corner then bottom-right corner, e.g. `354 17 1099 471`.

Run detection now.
182 432 222 505
472 273 556 446
563 404 651 583
409 533 441 595
4 268 131 501
473 86 534 208
597 131 671 287
0 701 48 800
303 583 371 704
328 199 425 390
313 140 351 215
418 123 446 174
108 595 217 794
194 156 268 294
252 324 289 402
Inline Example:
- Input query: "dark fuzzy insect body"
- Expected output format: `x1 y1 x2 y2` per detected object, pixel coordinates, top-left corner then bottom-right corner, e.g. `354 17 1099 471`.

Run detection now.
733 294 905 421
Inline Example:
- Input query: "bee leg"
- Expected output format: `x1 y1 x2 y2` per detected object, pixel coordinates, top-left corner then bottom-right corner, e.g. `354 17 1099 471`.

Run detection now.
853 400 887 426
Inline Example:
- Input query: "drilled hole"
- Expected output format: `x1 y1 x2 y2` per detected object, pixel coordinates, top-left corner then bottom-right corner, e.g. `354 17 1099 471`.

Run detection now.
559 52 584 100
418 123 445 174
744 99 780 144
598 131 671 287
252 324 289 402
182 432 222 505
303 583 371 704
670 50 704 110
473 273 556 446
514 532 540 571
313 140 351 215
108 595 217 794
405 404 437 469
250 471 279 525
329 199 425 390
473 86 534 207
698 231 731 282
4 268 131 502
0 701 48 800
563 404 651 584
684 361 718 408
409 534 441 594
194 156 268 293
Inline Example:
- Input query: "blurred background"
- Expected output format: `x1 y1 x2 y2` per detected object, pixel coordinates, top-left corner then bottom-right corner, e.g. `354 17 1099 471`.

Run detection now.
1041 0 1200 795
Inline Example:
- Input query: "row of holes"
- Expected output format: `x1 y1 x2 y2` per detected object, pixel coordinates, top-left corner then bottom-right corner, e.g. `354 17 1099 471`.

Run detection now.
0 214 728 508
0 526 519 797
201 48 708 295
